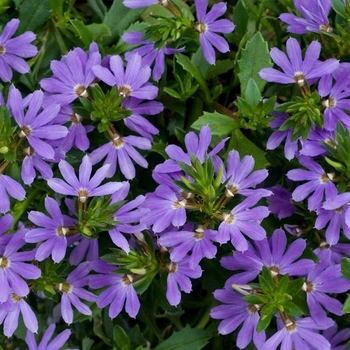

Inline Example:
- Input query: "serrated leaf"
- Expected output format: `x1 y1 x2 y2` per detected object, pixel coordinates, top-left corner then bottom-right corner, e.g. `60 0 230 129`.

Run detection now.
233 0 249 38
154 326 210 350
238 32 272 93
191 111 240 137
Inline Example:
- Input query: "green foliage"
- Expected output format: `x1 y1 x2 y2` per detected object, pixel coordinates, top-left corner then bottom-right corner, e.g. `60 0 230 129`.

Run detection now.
0 106 17 162
191 111 240 137
238 31 273 94
154 326 210 350
77 196 120 238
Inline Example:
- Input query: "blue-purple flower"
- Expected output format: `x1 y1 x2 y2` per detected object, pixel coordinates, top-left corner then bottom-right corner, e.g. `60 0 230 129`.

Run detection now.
7 86 67 160
89 133 151 180
280 0 333 34
259 37 339 87
0 18 37 82
0 172 26 213
123 31 184 81
25 323 73 350
166 256 202 306
40 42 101 106
0 228 41 302
210 288 265 348
287 156 337 211
93 53 158 100
47 155 123 203
58 262 96 324
194 0 235 65
0 292 38 337
216 195 269 252
89 262 140 319
26 196 76 263
261 316 332 350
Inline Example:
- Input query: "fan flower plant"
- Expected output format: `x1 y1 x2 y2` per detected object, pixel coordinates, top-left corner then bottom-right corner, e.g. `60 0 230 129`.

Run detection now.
2 0 350 349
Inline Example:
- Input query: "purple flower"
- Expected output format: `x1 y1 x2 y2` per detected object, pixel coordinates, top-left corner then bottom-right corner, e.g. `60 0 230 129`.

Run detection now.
300 127 335 157
166 256 202 306
259 37 339 87
267 110 300 160
93 53 158 100
287 156 337 211
158 225 217 269
25 323 72 350
318 71 350 131
0 18 37 82
0 172 26 213
0 293 38 337
58 262 96 324
109 183 148 253
40 42 101 106
216 195 269 252
89 263 140 318
221 229 315 284
141 185 187 233
7 86 67 160
0 228 41 302
69 236 99 266
222 150 271 198
0 214 13 246
123 0 158 8
154 125 227 177
280 0 332 34
318 192 350 244
267 185 296 219
261 317 332 350
210 288 265 348
302 249 350 328
55 105 93 152
26 196 76 263
21 146 54 185
121 98 161 140
194 0 235 65
47 155 123 203
123 31 184 81
322 324 350 350
89 134 151 180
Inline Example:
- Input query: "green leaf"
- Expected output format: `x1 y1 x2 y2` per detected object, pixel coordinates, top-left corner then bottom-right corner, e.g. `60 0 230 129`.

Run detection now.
343 294 350 313
238 31 272 93
70 19 94 46
233 0 249 38
154 326 210 350
206 59 235 80
103 2 144 43
87 0 107 21
341 258 350 280
331 0 347 18
257 313 272 333
113 325 131 350
287 278 304 297
82 337 95 350
18 0 51 33
191 111 240 137
244 78 262 106
175 53 212 103
228 129 269 169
